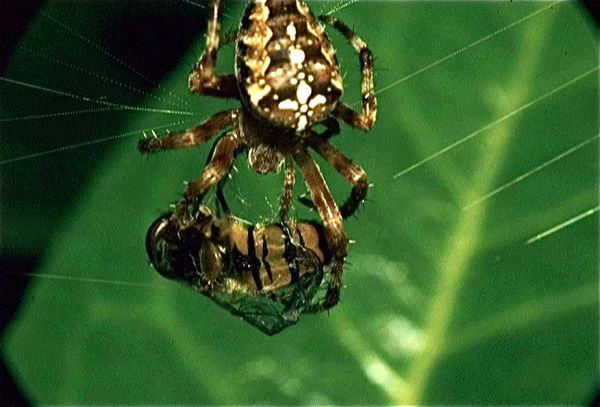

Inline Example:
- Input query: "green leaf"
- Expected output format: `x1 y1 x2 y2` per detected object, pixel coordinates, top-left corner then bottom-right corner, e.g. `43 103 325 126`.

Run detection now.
2 1 598 405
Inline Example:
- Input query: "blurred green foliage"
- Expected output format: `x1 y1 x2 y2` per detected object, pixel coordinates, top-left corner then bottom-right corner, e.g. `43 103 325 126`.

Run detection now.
1 1 598 405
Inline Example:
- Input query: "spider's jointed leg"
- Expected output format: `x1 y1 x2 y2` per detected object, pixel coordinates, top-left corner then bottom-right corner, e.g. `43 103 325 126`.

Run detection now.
307 133 368 219
278 157 296 220
172 131 242 229
320 15 377 131
138 109 238 152
292 146 347 312
189 0 239 98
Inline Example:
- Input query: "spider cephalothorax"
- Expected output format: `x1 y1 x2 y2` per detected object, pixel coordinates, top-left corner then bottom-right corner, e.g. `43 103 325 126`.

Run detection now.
140 0 376 311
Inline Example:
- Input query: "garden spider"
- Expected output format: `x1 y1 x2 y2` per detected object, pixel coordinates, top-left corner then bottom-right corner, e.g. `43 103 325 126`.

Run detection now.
139 0 376 311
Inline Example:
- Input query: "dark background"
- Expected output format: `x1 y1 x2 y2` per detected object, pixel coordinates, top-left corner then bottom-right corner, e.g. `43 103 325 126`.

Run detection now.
1 2 208 405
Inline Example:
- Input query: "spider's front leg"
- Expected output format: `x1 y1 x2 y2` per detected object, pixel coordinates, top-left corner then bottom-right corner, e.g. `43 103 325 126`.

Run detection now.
320 15 377 130
139 109 241 231
189 0 239 98
292 146 347 312
171 130 243 229
139 109 238 152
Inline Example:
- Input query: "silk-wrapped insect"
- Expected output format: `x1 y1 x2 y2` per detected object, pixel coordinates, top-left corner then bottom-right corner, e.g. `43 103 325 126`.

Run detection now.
146 204 332 335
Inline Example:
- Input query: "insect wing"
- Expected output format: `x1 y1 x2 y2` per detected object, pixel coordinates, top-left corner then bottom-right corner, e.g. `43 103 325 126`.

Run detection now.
205 245 325 335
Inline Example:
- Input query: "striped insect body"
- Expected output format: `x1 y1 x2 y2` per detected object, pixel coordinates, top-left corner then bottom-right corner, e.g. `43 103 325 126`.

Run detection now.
146 204 331 335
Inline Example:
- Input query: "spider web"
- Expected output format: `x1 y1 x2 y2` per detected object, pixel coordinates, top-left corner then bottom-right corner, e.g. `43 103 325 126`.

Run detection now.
1 1 598 405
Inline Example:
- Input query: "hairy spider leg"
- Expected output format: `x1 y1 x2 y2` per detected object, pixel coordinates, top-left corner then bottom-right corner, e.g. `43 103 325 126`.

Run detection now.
319 116 341 139
138 109 239 225
294 120 332 213
296 118 367 219
279 157 296 219
139 109 238 151
320 15 377 131
306 132 368 219
172 131 243 228
189 0 239 98
214 169 233 217
292 146 347 312
206 137 238 218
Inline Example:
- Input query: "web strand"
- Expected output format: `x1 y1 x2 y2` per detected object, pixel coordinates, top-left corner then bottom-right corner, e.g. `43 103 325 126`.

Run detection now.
375 1 564 98
392 66 599 179
18 46 188 109
0 77 195 117
39 10 190 107
322 0 358 16
463 134 600 210
1 107 124 123
0 118 199 165
2 270 166 289
525 206 600 245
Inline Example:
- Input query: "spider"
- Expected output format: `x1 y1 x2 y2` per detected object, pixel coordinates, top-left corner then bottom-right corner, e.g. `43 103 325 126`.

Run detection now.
139 0 376 312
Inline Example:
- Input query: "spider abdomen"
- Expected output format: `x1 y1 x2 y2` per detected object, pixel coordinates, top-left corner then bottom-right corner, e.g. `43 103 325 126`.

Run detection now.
236 0 343 132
